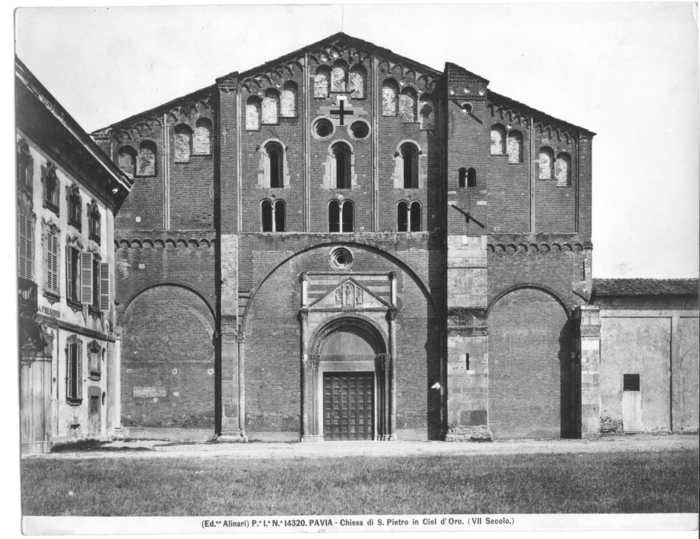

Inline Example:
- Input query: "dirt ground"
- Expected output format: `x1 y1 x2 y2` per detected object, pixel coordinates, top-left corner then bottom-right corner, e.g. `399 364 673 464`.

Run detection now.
27 434 699 461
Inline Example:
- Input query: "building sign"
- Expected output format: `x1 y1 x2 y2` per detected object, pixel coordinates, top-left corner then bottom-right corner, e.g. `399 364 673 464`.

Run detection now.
41 305 60 318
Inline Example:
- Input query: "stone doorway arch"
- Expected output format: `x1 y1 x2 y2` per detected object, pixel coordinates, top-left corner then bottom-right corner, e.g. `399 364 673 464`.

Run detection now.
304 316 392 441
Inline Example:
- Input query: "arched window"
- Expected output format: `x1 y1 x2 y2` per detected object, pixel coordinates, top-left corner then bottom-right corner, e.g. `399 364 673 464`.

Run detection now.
400 88 418 122
539 147 554 179
261 199 286 232
194 118 212 155
332 142 352 189
419 96 435 129
555 152 571 186
329 200 353 233
397 201 421 231
458 168 467 188
507 130 523 163
174 125 193 163
331 60 348 92
398 201 408 231
382 79 399 116
315 66 331 98
118 146 137 179
467 167 477 187
281 82 298 117
342 200 354 232
410 201 421 232
275 200 286 232
490 124 506 155
266 142 284 188
350 65 366 98
400 143 419 189
261 200 273 232
246 97 261 130
262 89 280 124
329 200 340 233
137 141 157 177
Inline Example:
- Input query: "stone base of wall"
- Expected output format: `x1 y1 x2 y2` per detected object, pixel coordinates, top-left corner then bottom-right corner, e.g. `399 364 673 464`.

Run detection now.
124 427 214 442
445 424 493 442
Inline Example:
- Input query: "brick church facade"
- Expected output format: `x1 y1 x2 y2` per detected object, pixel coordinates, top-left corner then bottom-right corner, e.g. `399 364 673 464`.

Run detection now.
91 32 602 442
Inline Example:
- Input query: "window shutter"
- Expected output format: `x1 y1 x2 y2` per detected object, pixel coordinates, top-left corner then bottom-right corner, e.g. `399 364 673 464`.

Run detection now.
81 252 92 304
46 233 59 294
76 340 83 400
18 215 33 280
66 343 74 401
66 246 73 301
100 263 110 311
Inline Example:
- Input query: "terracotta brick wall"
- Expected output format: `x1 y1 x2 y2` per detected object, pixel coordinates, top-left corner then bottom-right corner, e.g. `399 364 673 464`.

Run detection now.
488 287 572 438
121 285 215 429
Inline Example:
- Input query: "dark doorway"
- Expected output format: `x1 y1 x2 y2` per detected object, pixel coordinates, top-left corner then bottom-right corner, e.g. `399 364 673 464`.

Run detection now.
323 372 374 441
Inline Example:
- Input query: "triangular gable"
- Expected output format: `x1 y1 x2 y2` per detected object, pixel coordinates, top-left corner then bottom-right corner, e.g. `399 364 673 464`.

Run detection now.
308 277 391 310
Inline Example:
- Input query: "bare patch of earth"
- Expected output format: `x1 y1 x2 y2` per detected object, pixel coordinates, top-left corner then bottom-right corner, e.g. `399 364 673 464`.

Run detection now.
25 434 698 461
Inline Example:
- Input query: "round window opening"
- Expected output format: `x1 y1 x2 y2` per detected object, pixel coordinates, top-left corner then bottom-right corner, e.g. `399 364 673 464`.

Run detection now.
314 118 334 139
330 247 354 270
349 121 370 139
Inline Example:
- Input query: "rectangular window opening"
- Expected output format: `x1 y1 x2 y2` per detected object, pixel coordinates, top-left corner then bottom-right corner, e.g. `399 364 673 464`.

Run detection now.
623 374 640 392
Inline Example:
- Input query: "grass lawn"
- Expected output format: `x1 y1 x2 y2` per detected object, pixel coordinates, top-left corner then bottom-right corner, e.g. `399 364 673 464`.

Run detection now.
21 450 698 516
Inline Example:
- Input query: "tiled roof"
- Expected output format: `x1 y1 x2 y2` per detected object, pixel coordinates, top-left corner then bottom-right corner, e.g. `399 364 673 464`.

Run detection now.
593 279 698 297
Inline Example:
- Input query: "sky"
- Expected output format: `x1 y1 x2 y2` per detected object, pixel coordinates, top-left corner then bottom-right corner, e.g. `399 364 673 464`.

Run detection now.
12 2 700 278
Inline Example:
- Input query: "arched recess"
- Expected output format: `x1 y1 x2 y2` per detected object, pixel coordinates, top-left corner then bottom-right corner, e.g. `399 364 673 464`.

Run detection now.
488 286 573 439
119 284 216 432
240 242 443 441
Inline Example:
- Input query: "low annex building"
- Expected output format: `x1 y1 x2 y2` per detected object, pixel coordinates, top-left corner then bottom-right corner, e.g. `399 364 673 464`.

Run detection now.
16 58 132 454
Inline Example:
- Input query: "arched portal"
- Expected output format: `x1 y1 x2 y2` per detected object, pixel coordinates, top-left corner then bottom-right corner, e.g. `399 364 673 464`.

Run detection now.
306 316 391 441
488 287 572 439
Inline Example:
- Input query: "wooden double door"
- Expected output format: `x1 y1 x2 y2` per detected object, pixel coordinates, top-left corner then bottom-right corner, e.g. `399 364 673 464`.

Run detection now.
323 372 374 441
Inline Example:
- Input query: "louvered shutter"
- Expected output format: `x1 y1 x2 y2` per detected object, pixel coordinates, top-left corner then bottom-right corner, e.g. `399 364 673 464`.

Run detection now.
46 233 59 294
66 342 74 401
18 215 33 280
76 340 83 400
66 247 73 300
81 252 92 304
100 263 110 311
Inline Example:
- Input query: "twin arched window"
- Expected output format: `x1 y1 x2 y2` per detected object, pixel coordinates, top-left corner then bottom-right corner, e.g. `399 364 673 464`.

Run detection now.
491 124 523 163
173 118 214 163
400 143 419 189
261 199 285 232
397 201 421 232
458 167 477 188
329 200 354 233
538 148 571 186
